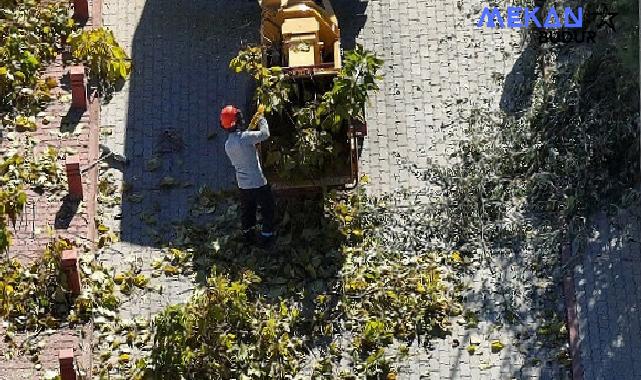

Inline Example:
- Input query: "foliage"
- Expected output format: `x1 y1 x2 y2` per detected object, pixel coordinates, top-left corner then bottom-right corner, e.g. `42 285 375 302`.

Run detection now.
70 256 120 323
264 128 339 180
316 45 384 132
316 188 461 378
229 46 291 114
584 0 638 75
447 2 640 227
0 2 128 255
142 273 304 380
0 238 119 345
113 265 149 295
0 148 64 252
139 187 461 380
68 27 132 95
0 237 121 366
0 0 75 129
361 0 640 372
230 45 383 180
1 0 71 251
0 0 16 9
0 239 72 332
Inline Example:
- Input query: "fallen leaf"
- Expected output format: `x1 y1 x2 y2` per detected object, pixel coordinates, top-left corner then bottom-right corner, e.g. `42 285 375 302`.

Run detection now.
491 340 504 353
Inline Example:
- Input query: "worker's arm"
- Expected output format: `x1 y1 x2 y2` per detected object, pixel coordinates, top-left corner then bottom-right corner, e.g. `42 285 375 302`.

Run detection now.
239 117 270 145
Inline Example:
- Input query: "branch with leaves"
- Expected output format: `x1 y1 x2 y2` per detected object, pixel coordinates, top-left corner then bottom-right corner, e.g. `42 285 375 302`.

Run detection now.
230 45 383 180
68 27 132 98
0 0 75 130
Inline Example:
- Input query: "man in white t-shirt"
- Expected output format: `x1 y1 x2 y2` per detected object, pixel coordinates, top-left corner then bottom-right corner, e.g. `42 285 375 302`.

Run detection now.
220 105 275 248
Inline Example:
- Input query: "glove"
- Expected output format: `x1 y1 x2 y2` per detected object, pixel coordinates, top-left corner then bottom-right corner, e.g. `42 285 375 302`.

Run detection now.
249 104 266 130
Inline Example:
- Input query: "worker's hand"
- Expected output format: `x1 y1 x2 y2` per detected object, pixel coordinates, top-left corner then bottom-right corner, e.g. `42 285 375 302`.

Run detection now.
248 105 266 130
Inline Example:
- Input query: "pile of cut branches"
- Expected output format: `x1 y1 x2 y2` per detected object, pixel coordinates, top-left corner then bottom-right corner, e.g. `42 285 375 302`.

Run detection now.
230 45 383 181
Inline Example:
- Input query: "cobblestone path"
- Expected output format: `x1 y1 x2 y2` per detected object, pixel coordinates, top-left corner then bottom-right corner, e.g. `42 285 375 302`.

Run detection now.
574 204 641 380
99 0 261 311
99 0 584 379
334 0 568 378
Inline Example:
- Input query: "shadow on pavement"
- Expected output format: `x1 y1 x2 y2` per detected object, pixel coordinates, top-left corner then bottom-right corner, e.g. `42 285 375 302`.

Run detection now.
173 193 346 358
120 0 260 247
332 0 368 49
467 0 640 377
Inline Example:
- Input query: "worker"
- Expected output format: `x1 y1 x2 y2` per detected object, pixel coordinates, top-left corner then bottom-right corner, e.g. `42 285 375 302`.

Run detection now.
220 105 275 248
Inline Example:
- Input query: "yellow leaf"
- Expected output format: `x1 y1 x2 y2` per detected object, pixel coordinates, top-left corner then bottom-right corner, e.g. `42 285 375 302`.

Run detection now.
451 251 462 263
45 77 58 89
163 265 179 276
491 340 504 353
151 259 162 270
133 274 148 288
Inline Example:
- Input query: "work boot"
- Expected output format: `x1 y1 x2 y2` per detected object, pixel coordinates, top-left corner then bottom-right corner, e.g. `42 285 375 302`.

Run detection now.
256 232 276 250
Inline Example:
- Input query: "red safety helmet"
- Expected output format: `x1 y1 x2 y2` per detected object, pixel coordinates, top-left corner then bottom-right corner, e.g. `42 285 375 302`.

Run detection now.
220 105 240 130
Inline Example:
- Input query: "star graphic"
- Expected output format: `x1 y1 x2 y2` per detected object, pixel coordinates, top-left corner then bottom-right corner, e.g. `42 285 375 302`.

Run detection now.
591 5 618 32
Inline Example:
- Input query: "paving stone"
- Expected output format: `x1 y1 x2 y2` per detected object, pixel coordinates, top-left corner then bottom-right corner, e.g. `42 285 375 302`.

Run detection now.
99 0 260 315
93 0 637 379
574 208 641 380
331 0 567 378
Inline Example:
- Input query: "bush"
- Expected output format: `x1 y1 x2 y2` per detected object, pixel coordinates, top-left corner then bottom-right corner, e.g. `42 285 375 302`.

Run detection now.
140 190 461 380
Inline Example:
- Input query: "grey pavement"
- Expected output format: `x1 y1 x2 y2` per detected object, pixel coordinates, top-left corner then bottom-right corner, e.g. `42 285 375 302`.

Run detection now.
334 0 526 193
96 0 260 373
334 0 567 378
100 0 580 379
102 0 259 247
100 0 259 308
574 205 641 380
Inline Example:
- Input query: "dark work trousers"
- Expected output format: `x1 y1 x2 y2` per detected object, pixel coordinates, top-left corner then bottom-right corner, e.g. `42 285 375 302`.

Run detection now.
239 184 275 234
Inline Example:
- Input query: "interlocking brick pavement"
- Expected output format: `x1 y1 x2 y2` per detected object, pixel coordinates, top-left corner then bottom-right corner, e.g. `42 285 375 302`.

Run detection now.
333 1 568 379
334 0 526 194
97 0 261 352
97 1 594 379
101 0 259 244
573 205 641 380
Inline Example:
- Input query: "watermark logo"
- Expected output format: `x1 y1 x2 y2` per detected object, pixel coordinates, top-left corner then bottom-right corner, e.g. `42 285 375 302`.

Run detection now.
476 5 618 44
477 6 583 29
